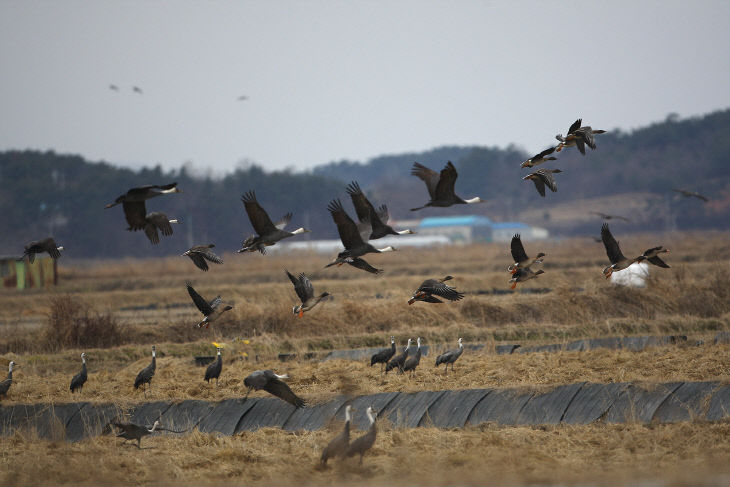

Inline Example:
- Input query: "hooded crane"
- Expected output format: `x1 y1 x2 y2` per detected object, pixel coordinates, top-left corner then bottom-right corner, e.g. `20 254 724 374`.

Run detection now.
346 181 414 239
110 420 185 449
325 199 396 268
186 282 233 329
555 118 606 154
204 344 223 386
0 361 18 399
370 336 396 373
673 188 709 202
69 353 88 393
344 406 377 466
243 370 305 408
320 405 352 467
410 161 484 211
509 267 545 289
523 169 562 197
237 191 309 254
402 337 422 375
385 338 411 375
508 235 545 274
134 346 156 397
105 183 181 242
601 223 646 279
182 244 223 271
435 338 463 374
22 238 64 263
140 212 181 244
520 146 557 168
286 270 330 317
642 246 671 269
408 276 464 305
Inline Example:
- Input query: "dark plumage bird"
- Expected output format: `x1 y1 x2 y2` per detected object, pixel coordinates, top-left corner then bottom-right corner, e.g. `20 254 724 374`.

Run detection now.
134 346 156 397
320 405 352 467
204 345 223 386
601 223 645 279
105 183 181 242
182 244 223 271
508 234 546 274
111 420 159 449
243 370 305 408
407 276 464 304
132 86 143 94
186 282 233 329
346 181 414 239
410 161 484 211
435 338 463 374
555 118 606 154
370 336 396 373
508 267 545 289
70 353 88 393
673 188 709 202
325 199 396 268
0 361 18 399
402 337 422 375
237 191 309 254
140 212 181 244
344 256 383 275
22 238 64 263
344 407 377 465
523 169 562 197
642 246 671 269
520 146 557 168
109 84 119 91
286 270 330 317
591 211 630 222
385 338 411 375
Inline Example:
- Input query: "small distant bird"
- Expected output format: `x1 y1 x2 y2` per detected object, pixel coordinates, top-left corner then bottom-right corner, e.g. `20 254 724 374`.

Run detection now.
642 246 671 269
402 337 422 375
555 118 606 154
508 234 545 274
134 346 156 397
325 199 397 267
109 84 119 91
132 86 143 94
601 223 645 279
435 338 464 374
243 370 305 408
286 270 330 317
237 191 310 254
182 244 223 271
0 361 18 398
407 276 464 304
346 181 414 239
186 282 233 329
672 188 709 202
344 406 377 466
591 211 630 222
520 146 557 168
344 256 383 275
320 405 352 467
370 336 396 373
385 338 412 374
237 95 248 101
22 237 63 263
410 161 484 211
508 267 545 289
523 169 562 197
70 353 88 393
204 344 223 386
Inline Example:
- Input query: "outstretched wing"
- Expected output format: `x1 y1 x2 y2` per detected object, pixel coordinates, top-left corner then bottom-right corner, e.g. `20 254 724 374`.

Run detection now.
538 170 558 192
411 162 440 200
188 253 209 271
530 176 547 197
601 223 626 264
328 199 366 250
567 118 582 134
186 282 214 315
346 257 383 275
534 146 556 159
198 247 223 264
241 191 278 236
265 378 305 408
510 234 529 263
345 181 374 224
285 270 313 303
434 161 458 201
273 213 292 230
419 279 464 302
146 212 174 236
122 201 147 230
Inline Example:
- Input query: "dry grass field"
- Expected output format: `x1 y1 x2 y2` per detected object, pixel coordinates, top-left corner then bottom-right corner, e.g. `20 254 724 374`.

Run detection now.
1 232 729 486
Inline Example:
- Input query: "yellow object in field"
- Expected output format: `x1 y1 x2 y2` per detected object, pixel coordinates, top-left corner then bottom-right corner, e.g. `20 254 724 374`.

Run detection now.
243 339 250 345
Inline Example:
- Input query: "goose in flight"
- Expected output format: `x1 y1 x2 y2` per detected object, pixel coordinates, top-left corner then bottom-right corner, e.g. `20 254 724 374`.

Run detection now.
286 270 330 317
407 276 464 304
555 118 606 154
508 267 545 289
186 282 233 328
105 183 181 242
508 234 545 274
672 188 709 202
410 161 484 211
22 237 63 263
520 146 557 168
325 199 396 268
243 369 305 408
346 181 414 239
182 244 223 271
523 169 562 197
601 223 645 278
344 256 383 275
642 246 671 269
237 191 309 254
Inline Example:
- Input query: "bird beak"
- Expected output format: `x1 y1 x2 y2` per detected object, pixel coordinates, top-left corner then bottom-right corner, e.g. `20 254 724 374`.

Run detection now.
407 297 416 305
104 203 115 209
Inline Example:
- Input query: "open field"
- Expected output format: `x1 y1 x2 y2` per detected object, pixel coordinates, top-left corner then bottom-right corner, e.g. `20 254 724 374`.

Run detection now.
1 233 729 486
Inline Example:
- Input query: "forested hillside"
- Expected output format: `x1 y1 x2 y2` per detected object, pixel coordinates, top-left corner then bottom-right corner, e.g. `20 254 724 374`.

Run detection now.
1 109 728 258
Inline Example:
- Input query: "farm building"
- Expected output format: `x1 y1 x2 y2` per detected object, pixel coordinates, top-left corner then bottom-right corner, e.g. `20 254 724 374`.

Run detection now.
0 255 57 289
417 215 494 243
491 222 549 242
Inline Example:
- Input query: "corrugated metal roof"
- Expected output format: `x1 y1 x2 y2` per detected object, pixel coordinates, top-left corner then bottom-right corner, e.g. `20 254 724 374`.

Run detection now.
491 222 529 229
418 215 493 228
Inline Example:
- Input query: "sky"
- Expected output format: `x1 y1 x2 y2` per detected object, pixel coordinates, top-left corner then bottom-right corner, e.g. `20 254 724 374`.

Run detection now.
1 1 729 174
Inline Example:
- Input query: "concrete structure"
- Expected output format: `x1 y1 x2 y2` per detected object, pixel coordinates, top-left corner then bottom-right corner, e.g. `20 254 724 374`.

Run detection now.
0 255 57 289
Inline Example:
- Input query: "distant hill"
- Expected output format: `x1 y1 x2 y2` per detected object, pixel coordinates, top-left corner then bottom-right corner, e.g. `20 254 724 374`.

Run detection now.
1 108 728 258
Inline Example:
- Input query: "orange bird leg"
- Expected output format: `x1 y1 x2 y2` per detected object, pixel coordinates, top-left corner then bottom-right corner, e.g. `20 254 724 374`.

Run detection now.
298 308 304 318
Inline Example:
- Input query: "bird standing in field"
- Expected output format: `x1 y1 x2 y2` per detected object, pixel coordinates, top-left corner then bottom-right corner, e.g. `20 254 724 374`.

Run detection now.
320 405 352 467
344 406 377 466
237 191 309 254
243 370 305 408
402 337 422 376
520 146 558 168
435 338 464 374
134 346 156 397
672 188 709 202
508 234 545 274
204 344 223 386
70 353 88 393
410 161 484 211
186 282 233 329
601 223 645 279
0 361 18 399
345 181 415 239
370 336 396 373
407 276 464 304
22 238 63 263
523 169 562 197
385 338 411 375
508 267 545 289
286 270 330 317
182 244 223 271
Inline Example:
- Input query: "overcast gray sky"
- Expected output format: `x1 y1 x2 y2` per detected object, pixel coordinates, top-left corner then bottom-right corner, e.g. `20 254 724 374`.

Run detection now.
1 1 729 174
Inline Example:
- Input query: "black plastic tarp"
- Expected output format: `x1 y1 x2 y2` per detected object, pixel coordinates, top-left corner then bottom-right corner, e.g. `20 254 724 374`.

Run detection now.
515 383 584 425
334 391 401 431
653 381 720 423
381 391 445 428
234 397 298 432
197 398 255 435
604 382 683 423
562 382 629 424
35 403 87 441
283 396 348 431
466 388 533 426
129 401 172 425
161 400 214 431
66 403 122 442
706 384 730 421
420 389 491 428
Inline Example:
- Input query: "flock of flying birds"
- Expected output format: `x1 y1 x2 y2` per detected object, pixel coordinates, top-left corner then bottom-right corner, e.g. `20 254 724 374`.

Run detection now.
5 117 707 461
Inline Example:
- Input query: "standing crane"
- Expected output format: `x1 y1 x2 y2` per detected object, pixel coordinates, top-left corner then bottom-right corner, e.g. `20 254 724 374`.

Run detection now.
435 338 464 374
370 336 396 373
344 406 377 465
134 346 156 397
70 353 88 393
0 361 18 399
204 344 223 386
320 405 352 467
402 337 422 376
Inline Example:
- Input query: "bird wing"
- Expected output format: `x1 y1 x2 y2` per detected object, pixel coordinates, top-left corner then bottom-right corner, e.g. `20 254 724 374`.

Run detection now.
692 193 709 202
419 279 464 302
143 223 160 244
122 201 147 230
241 191 278 236
601 223 626 264
580 127 597 149
375 204 389 223
411 162 440 200
574 135 587 155
42 238 62 259
538 170 558 192
346 257 383 274
534 146 556 159
186 282 214 315
188 254 209 271
273 213 292 230
328 199 366 250
345 181 375 224
286 270 312 303
208 295 222 310
647 255 670 268
510 234 529 263
530 176 547 197
199 247 223 264
568 118 582 134
433 161 458 201
264 377 305 408
146 212 174 236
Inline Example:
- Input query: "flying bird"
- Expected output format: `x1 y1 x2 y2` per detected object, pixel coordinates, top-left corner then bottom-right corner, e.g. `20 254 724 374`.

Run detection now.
237 191 309 254
237 95 248 101
286 270 330 317
132 86 143 94
325 199 396 268
672 188 709 202
186 282 233 329
642 246 671 269
523 169 562 197
555 118 606 154
407 276 464 304
22 237 63 263
600 223 645 279
243 370 305 408
590 211 630 222
410 161 484 211
508 267 545 289
105 183 181 242
520 146 557 168
345 181 414 239
109 84 119 91
182 244 223 271
508 234 545 274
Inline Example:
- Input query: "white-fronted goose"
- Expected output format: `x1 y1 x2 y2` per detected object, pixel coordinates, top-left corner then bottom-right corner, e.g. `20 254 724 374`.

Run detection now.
243 370 305 408
407 276 464 304
22 237 63 263
325 199 396 268
555 118 606 154
344 406 377 465
286 270 330 317
508 234 545 274
673 188 709 202
237 191 309 254
642 246 671 268
385 338 412 375
520 146 557 168
435 338 463 374
344 256 383 275
410 161 484 211
70 353 88 393
182 244 223 271
320 405 352 467
346 181 414 239
523 169 562 197
601 223 645 278
508 268 545 289
186 282 233 329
